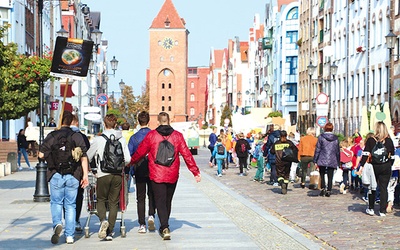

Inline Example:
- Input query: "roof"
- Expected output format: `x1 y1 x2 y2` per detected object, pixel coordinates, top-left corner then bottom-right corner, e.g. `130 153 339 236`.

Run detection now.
240 42 249 62
150 0 186 29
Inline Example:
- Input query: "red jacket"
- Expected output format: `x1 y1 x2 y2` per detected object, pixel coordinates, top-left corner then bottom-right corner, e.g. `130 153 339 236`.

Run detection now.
130 125 200 183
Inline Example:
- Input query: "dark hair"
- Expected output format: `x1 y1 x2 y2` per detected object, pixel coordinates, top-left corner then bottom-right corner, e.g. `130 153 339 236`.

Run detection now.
62 111 74 126
158 112 170 124
324 122 334 132
18 129 24 136
104 114 117 129
280 130 287 142
121 122 130 130
137 111 150 126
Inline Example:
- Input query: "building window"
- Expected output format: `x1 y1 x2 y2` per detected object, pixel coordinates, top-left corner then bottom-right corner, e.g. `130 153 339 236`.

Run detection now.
163 69 171 76
191 82 195 88
168 96 172 101
286 7 298 20
169 83 172 89
190 94 195 101
190 108 195 116
168 106 172 111
162 106 165 111
160 56 164 62
170 56 174 62
286 31 298 44
162 83 165 89
286 56 298 75
158 40 162 46
162 96 165 101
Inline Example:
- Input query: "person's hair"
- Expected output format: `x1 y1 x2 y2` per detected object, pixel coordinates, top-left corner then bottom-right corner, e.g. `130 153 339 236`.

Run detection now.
238 132 244 139
280 130 287 142
220 129 224 134
365 132 374 142
347 136 354 146
158 112 170 125
121 122 130 130
274 124 281 130
374 121 389 141
340 140 348 148
217 138 222 142
18 129 24 136
306 127 316 136
71 114 79 126
137 111 150 126
324 122 333 132
104 114 117 129
61 111 74 126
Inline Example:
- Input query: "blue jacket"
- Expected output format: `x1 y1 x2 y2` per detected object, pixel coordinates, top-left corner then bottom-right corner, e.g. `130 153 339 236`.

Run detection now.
314 132 340 168
209 132 217 147
263 130 280 164
212 142 227 160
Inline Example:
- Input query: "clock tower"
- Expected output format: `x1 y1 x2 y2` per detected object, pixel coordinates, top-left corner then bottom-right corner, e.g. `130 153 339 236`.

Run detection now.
148 0 188 128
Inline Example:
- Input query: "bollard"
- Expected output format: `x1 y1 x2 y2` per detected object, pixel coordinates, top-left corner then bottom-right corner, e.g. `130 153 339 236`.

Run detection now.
7 152 18 172
0 163 5 177
33 159 50 202
4 162 11 175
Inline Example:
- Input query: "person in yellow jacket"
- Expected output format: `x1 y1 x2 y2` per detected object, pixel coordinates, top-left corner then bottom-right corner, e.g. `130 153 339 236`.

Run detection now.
298 127 318 189
225 128 234 168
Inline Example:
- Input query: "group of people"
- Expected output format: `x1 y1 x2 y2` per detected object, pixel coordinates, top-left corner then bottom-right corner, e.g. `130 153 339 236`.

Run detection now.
38 110 201 245
210 121 400 217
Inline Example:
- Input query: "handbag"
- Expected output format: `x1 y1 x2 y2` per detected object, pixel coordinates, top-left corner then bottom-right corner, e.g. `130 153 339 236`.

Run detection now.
333 167 343 183
282 147 299 163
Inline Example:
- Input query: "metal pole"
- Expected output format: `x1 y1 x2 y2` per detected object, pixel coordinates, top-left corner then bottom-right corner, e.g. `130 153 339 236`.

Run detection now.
389 48 392 112
308 75 312 129
33 0 50 202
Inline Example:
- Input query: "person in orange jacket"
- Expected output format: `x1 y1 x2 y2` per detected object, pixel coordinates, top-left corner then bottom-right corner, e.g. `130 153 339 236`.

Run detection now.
298 127 318 189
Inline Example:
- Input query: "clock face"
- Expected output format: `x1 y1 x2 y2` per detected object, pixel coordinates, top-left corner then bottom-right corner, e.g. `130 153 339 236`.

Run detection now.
162 37 174 49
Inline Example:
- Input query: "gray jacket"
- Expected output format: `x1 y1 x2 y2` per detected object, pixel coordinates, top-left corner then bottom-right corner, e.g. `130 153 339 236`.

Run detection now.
362 163 377 191
314 132 340 168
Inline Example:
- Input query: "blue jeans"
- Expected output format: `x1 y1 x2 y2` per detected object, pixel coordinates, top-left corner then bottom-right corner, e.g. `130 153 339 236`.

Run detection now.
216 159 224 175
17 148 30 168
50 173 79 237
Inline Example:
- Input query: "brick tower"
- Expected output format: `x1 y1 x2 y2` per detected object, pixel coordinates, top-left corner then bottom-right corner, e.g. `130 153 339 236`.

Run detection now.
148 0 188 128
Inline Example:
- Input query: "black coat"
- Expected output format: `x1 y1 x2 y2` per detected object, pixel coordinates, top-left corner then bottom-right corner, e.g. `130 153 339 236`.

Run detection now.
17 134 29 150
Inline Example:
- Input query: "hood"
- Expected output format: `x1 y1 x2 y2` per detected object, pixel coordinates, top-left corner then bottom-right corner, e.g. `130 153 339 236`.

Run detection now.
27 122 33 127
321 132 338 142
70 125 80 132
156 125 174 136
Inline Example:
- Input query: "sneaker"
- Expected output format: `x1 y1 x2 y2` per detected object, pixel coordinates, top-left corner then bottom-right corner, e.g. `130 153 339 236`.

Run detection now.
218 174 222 177
75 221 83 232
325 191 331 197
379 212 386 217
161 228 171 240
51 224 62 244
138 224 146 233
239 173 244 176
387 201 394 213
273 182 279 187
343 190 347 194
148 215 155 231
319 189 326 196
281 183 287 195
362 197 368 203
29 166 35 170
98 220 109 239
266 181 274 185
18 167 23 171
339 183 345 194
300 183 305 189
105 232 114 241
66 236 74 244
366 208 374 216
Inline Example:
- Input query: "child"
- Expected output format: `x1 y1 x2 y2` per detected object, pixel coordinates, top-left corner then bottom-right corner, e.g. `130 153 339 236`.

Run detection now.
212 138 227 177
339 140 353 194
253 140 265 182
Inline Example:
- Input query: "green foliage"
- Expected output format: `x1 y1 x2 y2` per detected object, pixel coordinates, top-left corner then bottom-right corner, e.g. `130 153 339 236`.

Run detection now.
336 133 345 142
0 24 53 120
220 105 232 127
268 111 283 118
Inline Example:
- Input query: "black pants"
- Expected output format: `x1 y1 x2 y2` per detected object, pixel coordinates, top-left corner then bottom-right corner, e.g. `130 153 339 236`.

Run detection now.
238 157 247 174
76 186 84 223
369 164 391 213
319 166 334 191
151 181 177 231
136 176 156 225
276 162 291 182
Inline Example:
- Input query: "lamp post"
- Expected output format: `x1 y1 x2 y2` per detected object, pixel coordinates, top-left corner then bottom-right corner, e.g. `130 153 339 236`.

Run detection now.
329 62 338 121
385 30 398 112
307 61 317 129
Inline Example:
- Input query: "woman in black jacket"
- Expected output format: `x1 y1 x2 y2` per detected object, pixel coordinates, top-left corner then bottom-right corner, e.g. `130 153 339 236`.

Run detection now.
358 121 394 217
17 129 32 170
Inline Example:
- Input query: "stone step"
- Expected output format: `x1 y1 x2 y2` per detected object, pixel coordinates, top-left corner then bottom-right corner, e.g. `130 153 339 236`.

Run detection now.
0 141 38 163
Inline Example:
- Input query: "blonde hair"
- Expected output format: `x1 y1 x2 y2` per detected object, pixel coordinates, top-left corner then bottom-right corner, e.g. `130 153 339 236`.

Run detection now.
340 140 348 148
374 121 389 141
306 127 316 136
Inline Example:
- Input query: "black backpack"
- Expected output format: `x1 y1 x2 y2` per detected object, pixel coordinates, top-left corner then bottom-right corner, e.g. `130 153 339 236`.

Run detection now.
371 138 389 164
217 144 225 155
154 135 175 167
51 129 78 175
100 134 125 174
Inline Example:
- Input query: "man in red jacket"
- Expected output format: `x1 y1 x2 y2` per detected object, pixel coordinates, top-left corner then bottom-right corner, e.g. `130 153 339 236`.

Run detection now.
130 112 201 240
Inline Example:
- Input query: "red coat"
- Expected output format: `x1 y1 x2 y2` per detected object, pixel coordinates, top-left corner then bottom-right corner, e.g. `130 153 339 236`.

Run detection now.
130 128 200 184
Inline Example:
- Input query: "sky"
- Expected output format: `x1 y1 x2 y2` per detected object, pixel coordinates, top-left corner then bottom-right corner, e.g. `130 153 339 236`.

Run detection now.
84 0 266 95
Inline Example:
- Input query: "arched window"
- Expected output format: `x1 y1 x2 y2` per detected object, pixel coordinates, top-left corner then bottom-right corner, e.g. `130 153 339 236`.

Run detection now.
170 56 174 62
190 108 195 116
168 106 172 111
162 83 165 89
162 106 165 111
168 83 172 89
190 94 195 101
162 96 165 101
191 82 195 88
168 96 172 101
160 56 164 62
286 7 298 20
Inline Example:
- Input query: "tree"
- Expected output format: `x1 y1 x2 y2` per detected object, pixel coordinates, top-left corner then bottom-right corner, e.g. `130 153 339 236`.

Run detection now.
220 105 233 127
0 24 53 120
268 111 283 118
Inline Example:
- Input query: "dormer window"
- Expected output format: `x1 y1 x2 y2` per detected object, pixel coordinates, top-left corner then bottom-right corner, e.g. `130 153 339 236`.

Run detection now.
165 17 170 28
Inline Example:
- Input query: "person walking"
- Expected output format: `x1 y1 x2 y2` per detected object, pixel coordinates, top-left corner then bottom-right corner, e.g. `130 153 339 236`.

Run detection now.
212 138 227 177
87 114 131 241
25 120 37 157
314 122 340 197
208 127 218 167
130 112 201 240
263 124 281 186
297 127 317 188
358 121 395 216
270 130 298 194
235 132 251 176
127 111 156 234
17 129 33 170
38 111 89 244
70 114 90 232
121 122 135 193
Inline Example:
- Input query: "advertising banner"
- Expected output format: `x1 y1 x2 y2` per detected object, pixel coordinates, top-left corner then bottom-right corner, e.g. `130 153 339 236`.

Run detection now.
50 37 93 80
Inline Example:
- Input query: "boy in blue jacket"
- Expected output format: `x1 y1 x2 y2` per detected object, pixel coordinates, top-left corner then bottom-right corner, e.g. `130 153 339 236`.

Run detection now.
212 138 227 177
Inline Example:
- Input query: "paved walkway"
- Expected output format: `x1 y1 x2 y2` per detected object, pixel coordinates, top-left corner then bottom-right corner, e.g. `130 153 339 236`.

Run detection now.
0 150 323 249
198 148 400 249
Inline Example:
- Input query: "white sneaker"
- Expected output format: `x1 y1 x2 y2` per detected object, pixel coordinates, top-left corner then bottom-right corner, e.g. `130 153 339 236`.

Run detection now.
343 190 347 195
98 220 109 239
138 224 146 233
18 167 23 171
339 183 345 194
366 208 374 216
218 174 222 177
29 166 35 170
148 215 155 231
379 212 386 217
66 236 74 244
273 182 279 187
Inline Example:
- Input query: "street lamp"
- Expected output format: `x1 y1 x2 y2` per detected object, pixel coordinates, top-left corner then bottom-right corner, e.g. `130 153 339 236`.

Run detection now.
307 61 317 129
110 56 119 76
385 30 398 112
328 62 338 121
56 25 69 38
